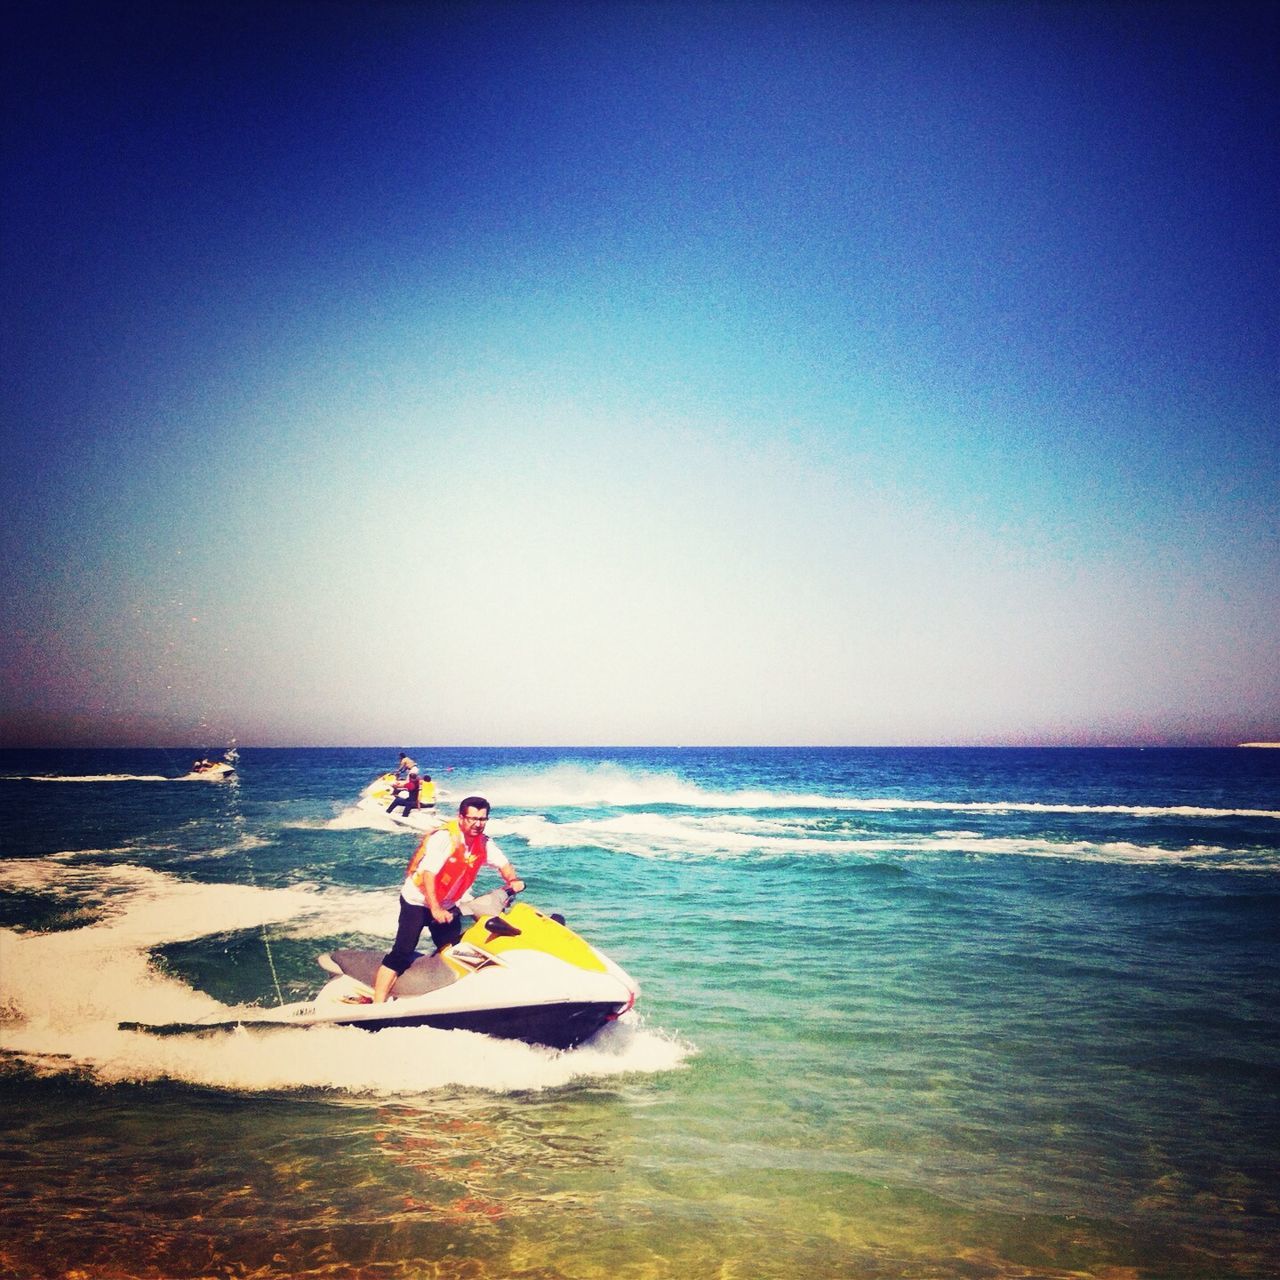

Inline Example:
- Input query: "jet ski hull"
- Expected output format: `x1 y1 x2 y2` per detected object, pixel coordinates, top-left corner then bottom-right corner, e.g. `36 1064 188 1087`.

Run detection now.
122 998 626 1049
343 999 623 1047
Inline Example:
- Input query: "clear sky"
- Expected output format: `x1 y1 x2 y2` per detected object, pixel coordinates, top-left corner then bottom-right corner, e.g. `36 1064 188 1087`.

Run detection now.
2 0 1277 748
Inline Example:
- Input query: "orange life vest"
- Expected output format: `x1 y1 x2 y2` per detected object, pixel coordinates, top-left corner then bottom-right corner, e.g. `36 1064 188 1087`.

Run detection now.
405 820 489 904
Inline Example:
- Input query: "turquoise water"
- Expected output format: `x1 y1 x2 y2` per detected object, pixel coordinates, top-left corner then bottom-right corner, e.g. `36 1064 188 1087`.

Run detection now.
1 746 1277 1278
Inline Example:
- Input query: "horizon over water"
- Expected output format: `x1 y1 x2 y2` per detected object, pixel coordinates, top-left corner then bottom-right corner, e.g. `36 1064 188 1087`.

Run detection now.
1 745 1277 1279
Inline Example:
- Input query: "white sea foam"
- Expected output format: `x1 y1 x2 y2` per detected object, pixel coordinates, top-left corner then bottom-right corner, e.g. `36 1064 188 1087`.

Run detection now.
505 810 867 859
499 810 1271 871
0 856 689 1099
22 773 172 783
460 763 801 814
312 761 1280 871
80 1013 686 1099
450 762 1280 821
880 799 1280 820
8 769 235 783
325 779 447 834
326 805 408 833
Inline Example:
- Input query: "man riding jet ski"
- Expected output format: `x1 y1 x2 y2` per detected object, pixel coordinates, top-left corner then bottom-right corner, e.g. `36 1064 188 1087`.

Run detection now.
187 754 235 780
315 886 638 1047
124 799 637 1049
121 887 639 1050
373 794 523 1003
356 770 439 830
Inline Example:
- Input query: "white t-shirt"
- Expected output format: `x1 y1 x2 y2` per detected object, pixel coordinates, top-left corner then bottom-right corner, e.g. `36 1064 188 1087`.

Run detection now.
400 827 511 908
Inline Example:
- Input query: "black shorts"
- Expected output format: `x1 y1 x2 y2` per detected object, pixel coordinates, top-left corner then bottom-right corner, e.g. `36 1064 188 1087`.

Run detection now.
381 896 463 973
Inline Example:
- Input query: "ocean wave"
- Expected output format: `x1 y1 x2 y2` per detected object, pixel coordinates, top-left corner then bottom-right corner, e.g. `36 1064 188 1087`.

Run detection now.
833 799 1280 820
500 811 1274 870
15 773 172 783
464 763 730 809
4 771 230 783
1 1013 689 1099
325 805 420 834
454 763 1280 821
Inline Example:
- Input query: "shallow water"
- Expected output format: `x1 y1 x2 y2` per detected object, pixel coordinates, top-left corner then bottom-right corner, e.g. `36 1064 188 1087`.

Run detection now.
2 746 1278 1278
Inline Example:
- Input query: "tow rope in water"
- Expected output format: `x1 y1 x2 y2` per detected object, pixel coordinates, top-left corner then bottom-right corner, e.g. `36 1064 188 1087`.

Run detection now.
169 740 285 1006
222 745 285 1005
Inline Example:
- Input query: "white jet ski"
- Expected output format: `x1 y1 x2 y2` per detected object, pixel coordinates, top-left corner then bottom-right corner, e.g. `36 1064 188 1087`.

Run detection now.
121 890 639 1051
355 771 440 831
184 753 236 781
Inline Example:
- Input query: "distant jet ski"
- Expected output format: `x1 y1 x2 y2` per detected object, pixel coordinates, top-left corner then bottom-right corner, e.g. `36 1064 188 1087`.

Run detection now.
356 771 440 831
185 756 235 781
121 890 639 1051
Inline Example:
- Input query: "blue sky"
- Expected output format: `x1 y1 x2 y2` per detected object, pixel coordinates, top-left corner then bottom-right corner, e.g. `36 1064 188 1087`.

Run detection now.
2 0 1277 747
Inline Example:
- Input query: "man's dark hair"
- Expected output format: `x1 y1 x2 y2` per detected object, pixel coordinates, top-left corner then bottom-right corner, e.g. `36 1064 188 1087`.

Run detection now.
458 795 490 815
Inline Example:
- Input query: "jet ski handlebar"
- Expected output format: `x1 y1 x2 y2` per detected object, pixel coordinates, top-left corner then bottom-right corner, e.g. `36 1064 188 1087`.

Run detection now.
458 884 522 919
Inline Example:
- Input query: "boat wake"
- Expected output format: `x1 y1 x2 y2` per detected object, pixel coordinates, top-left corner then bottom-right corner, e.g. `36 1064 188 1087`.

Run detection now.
456 762 1280 821
0 856 688 1100
17 773 172 783
499 809 1276 871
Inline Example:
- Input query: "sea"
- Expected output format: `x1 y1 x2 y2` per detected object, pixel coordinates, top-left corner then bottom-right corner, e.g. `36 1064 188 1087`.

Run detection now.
1 745 1277 1280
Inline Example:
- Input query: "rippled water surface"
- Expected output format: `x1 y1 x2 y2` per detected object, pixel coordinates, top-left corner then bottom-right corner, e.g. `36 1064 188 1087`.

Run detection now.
2 745 1278 1278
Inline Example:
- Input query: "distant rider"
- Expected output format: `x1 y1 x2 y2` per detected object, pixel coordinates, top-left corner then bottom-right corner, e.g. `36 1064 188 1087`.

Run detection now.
386 767 422 816
394 752 417 781
372 796 524 1003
